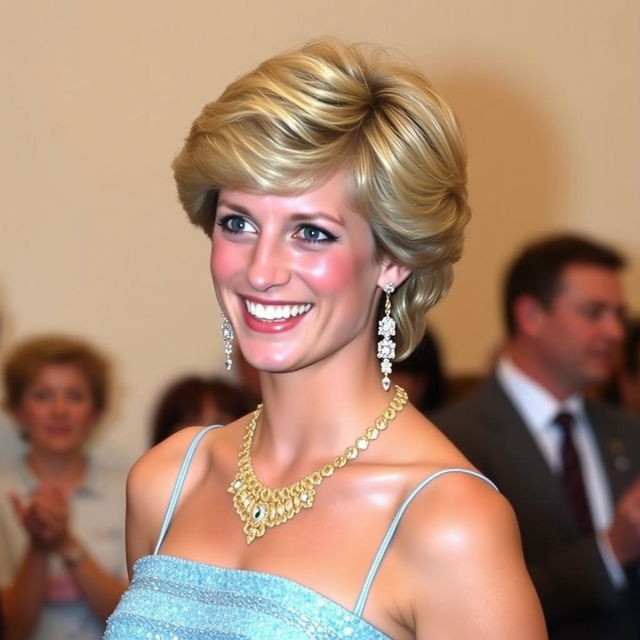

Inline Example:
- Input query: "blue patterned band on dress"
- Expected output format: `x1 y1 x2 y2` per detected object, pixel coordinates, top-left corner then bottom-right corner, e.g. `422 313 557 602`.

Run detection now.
105 554 389 639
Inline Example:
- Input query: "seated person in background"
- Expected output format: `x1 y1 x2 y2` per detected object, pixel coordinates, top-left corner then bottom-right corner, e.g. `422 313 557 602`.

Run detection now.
436 234 640 639
150 375 249 446
392 327 448 415
0 335 127 640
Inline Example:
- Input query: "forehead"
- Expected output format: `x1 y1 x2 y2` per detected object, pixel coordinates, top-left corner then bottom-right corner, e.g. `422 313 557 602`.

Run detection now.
29 363 89 386
218 172 365 223
555 263 624 303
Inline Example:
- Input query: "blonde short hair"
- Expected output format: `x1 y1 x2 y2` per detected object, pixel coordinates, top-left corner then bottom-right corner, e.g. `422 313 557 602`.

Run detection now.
172 40 469 358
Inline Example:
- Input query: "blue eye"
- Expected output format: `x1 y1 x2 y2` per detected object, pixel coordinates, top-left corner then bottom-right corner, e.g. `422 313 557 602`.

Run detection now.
217 214 255 234
296 225 338 244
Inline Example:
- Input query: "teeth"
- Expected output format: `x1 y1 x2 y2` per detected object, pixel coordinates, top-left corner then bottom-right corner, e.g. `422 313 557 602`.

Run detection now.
245 300 311 322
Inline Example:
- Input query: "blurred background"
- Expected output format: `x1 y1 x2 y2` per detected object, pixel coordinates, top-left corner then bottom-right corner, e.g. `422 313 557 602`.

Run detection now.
0 0 638 462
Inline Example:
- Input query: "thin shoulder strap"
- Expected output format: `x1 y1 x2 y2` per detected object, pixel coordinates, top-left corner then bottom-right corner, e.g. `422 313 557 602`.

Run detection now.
153 425 222 555
353 468 498 616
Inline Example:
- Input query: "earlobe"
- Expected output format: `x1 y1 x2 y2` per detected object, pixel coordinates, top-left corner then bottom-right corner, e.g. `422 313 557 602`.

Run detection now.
377 262 412 291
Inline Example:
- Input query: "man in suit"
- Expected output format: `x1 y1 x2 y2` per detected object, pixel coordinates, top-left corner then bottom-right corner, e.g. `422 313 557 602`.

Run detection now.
436 234 640 639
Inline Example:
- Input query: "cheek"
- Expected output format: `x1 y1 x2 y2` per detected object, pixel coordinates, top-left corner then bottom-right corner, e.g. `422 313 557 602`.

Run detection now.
210 236 242 283
296 250 372 294
17 402 44 426
74 403 96 424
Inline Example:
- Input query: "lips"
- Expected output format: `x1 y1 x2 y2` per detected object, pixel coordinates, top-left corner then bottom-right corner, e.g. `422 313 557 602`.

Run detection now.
244 299 312 323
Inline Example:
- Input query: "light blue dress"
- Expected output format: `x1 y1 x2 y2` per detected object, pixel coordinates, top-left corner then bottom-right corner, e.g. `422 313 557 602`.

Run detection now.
105 426 496 639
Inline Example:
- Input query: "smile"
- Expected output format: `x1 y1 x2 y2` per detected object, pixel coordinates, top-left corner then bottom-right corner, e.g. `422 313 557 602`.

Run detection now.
244 300 312 322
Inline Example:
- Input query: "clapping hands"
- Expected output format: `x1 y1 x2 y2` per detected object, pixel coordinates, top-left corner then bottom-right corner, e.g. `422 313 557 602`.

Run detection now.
8 485 71 552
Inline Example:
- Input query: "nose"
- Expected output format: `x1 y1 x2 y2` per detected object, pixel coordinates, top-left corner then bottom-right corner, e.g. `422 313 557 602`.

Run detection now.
246 232 290 292
51 394 70 416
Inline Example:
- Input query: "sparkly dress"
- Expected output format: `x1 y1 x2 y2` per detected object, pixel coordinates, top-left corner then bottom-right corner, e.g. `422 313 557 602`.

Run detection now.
104 426 496 639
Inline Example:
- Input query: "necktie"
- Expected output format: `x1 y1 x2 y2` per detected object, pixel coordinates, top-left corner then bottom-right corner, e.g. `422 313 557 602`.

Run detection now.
554 411 594 535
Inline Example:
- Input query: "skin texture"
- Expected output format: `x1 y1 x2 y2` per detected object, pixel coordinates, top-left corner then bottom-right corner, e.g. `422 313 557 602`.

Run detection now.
4 365 127 640
508 264 640 571
126 173 546 639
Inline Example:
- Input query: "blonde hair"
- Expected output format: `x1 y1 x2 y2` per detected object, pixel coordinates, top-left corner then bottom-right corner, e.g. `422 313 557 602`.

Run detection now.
172 40 469 358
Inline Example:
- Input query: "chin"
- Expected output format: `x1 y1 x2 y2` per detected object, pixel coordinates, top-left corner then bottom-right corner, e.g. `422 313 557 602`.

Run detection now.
242 354 298 375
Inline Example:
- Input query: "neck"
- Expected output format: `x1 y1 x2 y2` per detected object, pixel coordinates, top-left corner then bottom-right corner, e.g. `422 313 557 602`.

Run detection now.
247 343 395 477
505 341 577 401
26 449 87 489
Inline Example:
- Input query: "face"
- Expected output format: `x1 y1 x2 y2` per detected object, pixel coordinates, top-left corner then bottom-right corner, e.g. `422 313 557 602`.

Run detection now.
531 264 625 395
16 364 97 455
210 172 401 373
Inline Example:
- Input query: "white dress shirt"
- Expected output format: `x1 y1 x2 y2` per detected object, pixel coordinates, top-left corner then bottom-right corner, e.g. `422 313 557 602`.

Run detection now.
497 356 625 587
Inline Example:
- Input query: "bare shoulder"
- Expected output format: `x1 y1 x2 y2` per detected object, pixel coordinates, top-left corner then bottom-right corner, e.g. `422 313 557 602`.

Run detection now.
395 470 546 639
398 468 513 560
126 427 219 545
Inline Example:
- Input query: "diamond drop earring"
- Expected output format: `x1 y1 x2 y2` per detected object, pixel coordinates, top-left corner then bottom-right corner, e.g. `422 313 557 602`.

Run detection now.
377 283 396 391
221 313 234 371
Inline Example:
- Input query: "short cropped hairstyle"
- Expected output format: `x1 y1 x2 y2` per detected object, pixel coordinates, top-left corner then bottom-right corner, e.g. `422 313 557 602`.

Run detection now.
172 40 470 358
503 234 626 336
3 335 111 415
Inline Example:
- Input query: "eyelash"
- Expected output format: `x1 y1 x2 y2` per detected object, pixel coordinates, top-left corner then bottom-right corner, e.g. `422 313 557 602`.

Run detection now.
216 215 339 245
217 214 253 235
294 224 339 244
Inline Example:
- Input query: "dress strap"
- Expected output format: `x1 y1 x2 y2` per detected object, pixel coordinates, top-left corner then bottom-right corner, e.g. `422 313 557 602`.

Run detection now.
153 425 222 555
353 468 498 616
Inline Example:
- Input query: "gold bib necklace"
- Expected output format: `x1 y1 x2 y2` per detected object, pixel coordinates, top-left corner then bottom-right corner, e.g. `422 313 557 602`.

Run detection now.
228 385 408 544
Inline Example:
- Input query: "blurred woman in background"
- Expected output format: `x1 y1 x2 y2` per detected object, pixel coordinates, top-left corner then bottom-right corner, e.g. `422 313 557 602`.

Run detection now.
0 335 127 640
150 375 249 446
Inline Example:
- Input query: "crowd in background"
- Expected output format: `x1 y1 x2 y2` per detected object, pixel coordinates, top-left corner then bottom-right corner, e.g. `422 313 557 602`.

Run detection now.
0 231 639 639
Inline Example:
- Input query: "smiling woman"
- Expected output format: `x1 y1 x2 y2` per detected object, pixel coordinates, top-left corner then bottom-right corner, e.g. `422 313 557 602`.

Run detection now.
0 335 127 640
105 40 546 639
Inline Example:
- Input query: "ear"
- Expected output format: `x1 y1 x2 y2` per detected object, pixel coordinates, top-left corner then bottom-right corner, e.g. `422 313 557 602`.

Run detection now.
513 294 548 337
377 259 412 291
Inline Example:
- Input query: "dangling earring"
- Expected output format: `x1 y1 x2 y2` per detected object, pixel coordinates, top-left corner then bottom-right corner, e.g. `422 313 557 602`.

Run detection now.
221 313 234 371
377 283 396 391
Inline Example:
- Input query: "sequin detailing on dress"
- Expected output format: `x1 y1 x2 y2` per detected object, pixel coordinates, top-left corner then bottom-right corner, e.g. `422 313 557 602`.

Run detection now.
104 555 389 639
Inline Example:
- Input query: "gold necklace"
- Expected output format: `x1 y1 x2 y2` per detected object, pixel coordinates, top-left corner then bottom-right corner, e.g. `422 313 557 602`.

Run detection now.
228 385 408 544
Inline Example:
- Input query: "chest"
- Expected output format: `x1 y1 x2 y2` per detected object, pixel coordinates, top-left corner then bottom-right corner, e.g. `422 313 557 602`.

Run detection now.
157 470 415 639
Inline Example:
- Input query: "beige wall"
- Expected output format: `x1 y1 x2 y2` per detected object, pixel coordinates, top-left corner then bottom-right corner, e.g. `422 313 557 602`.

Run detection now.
1 1 638 461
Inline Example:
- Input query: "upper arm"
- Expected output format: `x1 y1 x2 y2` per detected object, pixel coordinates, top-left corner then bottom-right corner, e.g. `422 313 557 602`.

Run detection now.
124 457 156 577
404 475 547 640
124 427 209 577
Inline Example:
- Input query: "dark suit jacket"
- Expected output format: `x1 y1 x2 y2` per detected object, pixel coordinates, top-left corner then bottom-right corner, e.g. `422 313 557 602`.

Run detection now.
436 376 640 640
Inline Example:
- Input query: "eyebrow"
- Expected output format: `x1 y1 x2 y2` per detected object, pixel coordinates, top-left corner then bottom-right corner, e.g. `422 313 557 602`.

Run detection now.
217 200 345 226
289 212 345 227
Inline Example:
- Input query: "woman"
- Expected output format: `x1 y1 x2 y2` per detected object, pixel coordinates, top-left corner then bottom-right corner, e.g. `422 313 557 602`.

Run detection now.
150 375 249 446
0 336 127 640
105 41 546 638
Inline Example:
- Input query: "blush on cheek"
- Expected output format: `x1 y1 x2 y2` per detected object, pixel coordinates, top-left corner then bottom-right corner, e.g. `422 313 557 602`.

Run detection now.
210 238 239 283
297 250 366 293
